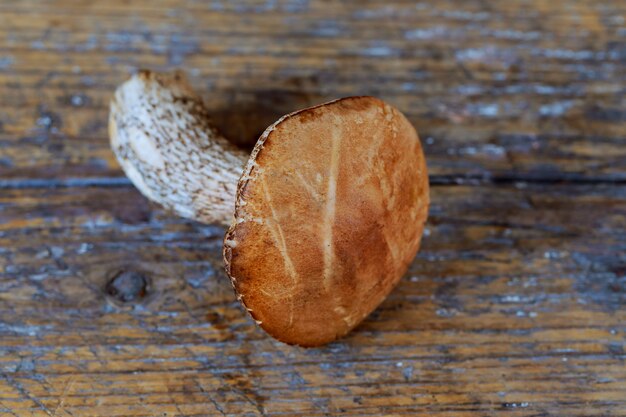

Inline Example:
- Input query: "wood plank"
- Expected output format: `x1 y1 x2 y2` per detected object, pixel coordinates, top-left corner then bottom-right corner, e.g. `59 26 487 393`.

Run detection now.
0 184 624 416
0 0 625 415
0 0 624 181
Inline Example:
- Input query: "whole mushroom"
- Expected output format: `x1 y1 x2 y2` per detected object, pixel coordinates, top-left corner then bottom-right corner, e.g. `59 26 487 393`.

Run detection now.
110 70 429 347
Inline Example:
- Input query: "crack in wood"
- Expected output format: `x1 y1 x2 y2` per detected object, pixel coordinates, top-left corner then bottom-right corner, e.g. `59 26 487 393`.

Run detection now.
1 173 624 190
1 373 55 417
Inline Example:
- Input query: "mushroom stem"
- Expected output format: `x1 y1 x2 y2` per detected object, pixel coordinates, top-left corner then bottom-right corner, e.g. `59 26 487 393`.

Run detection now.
109 70 247 226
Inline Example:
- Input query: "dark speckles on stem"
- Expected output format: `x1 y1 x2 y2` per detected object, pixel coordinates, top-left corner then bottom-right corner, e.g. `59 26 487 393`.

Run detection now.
173 96 190 106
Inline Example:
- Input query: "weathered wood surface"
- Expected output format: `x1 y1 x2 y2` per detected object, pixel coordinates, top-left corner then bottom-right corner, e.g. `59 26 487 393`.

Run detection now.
0 0 624 416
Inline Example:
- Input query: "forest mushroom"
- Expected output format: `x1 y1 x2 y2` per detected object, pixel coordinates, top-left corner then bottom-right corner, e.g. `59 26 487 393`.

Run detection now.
110 70 429 347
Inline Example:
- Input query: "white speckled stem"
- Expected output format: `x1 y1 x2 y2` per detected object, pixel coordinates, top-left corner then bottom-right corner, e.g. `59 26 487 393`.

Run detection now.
109 71 248 226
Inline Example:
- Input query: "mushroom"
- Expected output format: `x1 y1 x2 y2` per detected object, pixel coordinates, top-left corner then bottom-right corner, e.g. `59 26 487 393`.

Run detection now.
110 71 429 347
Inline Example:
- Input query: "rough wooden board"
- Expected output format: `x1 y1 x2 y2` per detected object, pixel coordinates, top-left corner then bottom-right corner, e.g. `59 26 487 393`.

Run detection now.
1 0 625 183
1 184 624 416
0 0 625 416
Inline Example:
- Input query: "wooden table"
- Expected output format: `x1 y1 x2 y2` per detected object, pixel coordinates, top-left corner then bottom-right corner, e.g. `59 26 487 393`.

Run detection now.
1 1 624 415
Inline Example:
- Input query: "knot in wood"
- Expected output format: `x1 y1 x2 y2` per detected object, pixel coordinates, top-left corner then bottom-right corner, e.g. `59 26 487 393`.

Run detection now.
105 270 149 304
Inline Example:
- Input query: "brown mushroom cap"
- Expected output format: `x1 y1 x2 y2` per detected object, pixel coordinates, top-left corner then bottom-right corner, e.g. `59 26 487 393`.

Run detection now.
223 96 429 347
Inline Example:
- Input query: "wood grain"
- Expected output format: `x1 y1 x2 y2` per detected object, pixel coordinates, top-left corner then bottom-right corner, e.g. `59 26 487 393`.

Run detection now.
0 0 625 416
